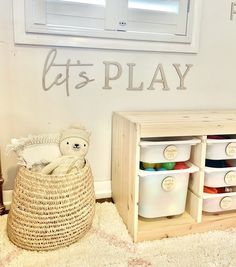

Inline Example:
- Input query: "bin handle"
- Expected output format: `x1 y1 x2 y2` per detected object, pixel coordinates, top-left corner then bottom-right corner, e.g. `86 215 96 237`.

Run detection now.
140 138 201 147
139 162 199 177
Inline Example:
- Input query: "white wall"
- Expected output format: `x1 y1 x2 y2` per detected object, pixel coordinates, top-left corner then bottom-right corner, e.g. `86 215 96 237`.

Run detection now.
1 0 236 197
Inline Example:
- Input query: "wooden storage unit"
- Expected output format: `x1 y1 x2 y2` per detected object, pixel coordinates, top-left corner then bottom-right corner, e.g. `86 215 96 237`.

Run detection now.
111 110 236 242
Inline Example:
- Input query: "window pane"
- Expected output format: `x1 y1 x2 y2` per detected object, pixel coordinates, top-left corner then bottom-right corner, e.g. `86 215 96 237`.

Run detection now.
128 0 179 13
46 0 105 30
126 0 189 35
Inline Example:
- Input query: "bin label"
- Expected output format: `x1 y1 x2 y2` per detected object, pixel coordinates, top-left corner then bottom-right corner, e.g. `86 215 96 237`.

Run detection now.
220 196 233 210
163 145 178 160
224 171 236 185
225 142 236 157
162 176 175 192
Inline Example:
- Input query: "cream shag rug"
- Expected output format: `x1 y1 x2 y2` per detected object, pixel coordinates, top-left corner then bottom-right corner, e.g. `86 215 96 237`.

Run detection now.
0 202 236 267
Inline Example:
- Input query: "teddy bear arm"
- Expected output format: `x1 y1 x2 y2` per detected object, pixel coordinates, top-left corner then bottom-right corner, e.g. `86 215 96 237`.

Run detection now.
41 158 63 174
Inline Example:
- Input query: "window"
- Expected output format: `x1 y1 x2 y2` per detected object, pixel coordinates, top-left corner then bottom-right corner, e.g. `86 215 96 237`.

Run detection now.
13 0 202 52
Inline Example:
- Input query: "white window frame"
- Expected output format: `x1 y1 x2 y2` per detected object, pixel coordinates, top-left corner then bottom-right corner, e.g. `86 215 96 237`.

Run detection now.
13 0 202 53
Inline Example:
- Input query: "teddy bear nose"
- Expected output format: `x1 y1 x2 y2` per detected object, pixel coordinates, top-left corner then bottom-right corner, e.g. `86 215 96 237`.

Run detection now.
73 144 80 149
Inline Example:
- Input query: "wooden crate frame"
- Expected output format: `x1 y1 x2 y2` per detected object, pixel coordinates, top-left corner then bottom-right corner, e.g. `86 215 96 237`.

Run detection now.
111 110 236 242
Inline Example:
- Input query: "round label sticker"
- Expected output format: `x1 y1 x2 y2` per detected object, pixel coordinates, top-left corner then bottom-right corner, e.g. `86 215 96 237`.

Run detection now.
220 196 233 210
162 176 175 192
224 171 236 185
225 142 236 157
163 145 178 160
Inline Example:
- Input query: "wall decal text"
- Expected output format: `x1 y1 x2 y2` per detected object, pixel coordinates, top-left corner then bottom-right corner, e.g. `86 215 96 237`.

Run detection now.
42 49 193 96
42 49 95 96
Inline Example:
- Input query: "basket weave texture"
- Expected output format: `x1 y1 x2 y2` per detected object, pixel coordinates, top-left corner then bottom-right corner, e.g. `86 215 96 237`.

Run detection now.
7 161 95 251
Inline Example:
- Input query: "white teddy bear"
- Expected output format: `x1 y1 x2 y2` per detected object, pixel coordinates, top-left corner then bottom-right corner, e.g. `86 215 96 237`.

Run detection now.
41 124 90 175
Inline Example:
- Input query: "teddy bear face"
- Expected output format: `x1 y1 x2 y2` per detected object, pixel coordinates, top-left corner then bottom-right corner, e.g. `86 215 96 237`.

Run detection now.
59 137 89 158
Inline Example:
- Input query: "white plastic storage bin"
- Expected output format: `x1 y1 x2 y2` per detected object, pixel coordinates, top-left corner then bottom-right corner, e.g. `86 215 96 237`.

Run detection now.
140 137 200 163
206 136 236 160
203 190 236 213
138 163 199 218
205 167 236 187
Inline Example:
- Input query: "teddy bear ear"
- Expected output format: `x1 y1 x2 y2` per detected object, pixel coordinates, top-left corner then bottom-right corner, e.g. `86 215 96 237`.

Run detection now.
87 130 91 137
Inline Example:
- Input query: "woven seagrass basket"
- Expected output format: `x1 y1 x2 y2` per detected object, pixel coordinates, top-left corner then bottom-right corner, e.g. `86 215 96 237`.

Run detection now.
7 161 95 251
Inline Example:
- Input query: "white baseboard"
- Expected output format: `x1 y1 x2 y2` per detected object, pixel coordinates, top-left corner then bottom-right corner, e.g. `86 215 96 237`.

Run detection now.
3 180 112 210
3 190 12 210
94 180 112 199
